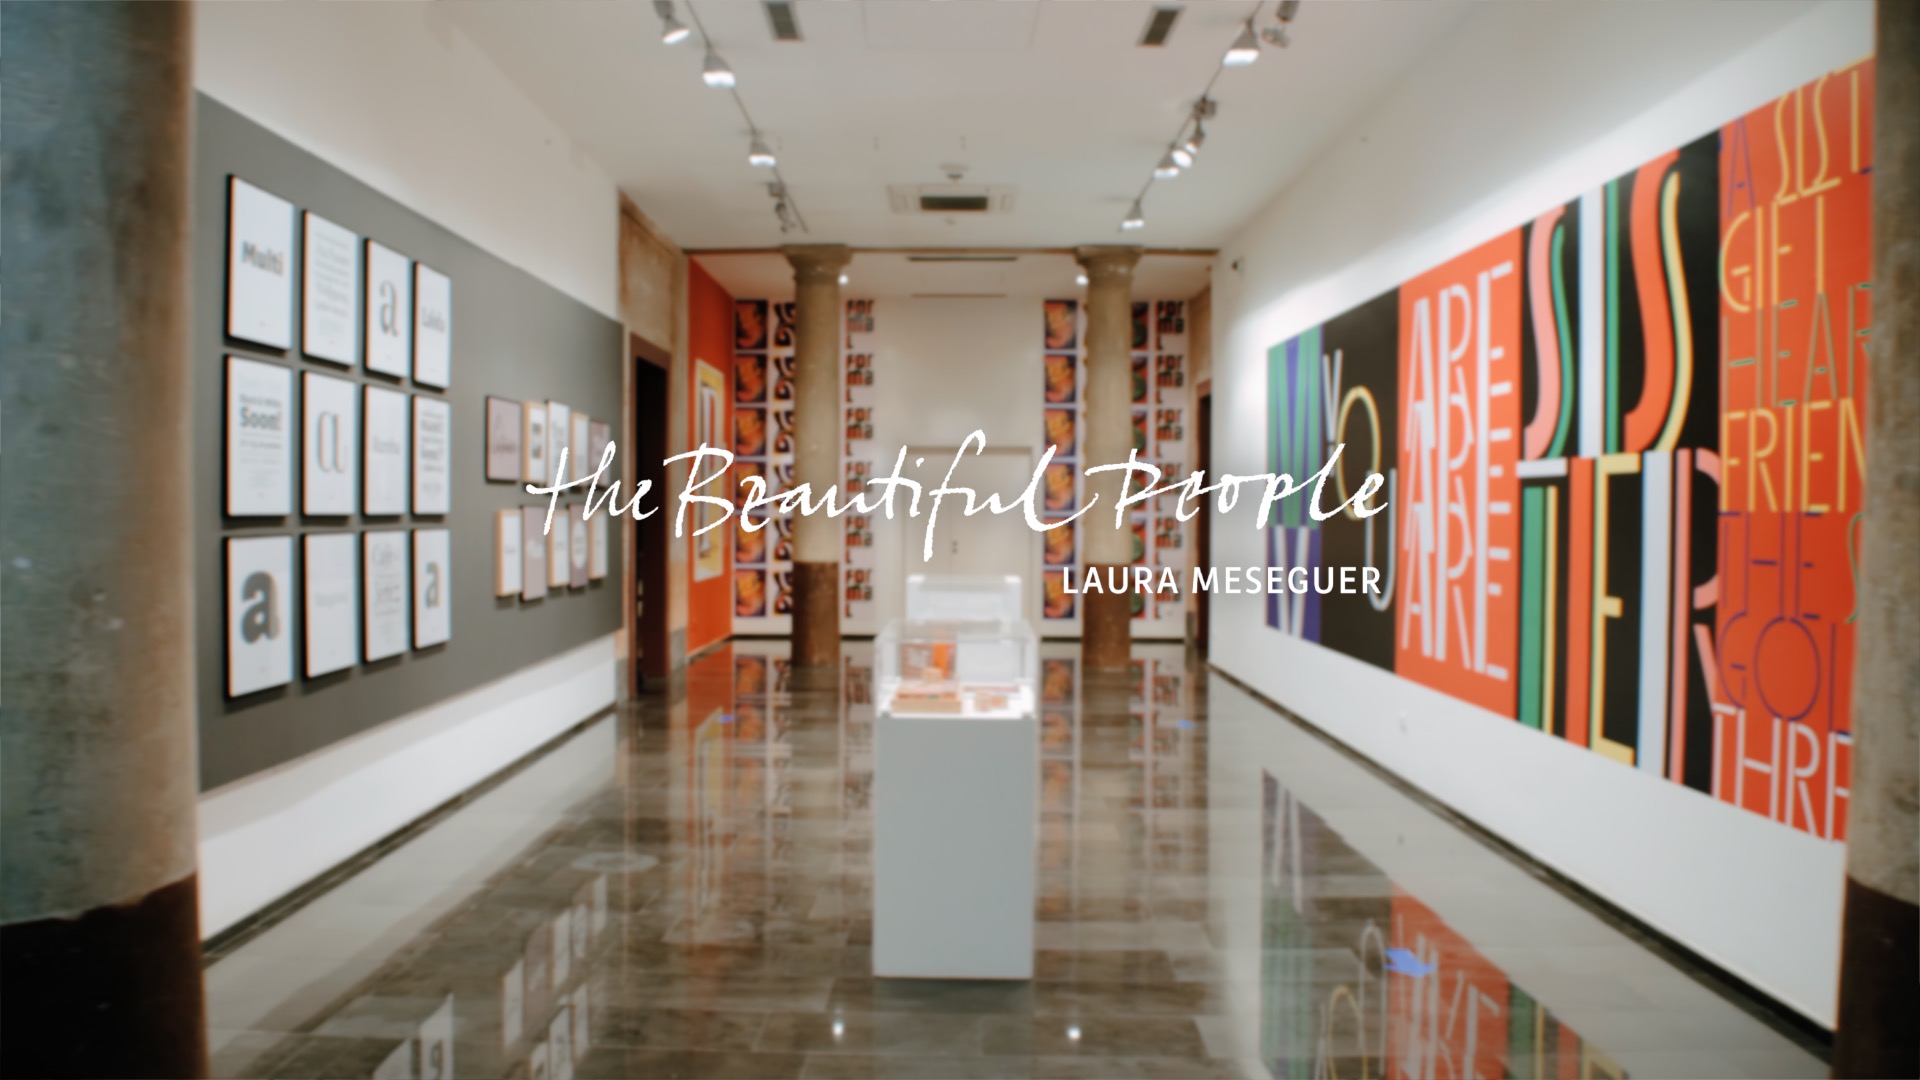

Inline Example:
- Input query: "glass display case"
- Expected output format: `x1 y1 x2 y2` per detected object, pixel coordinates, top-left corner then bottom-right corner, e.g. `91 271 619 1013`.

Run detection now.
875 616 1038 719
904 573 1023 623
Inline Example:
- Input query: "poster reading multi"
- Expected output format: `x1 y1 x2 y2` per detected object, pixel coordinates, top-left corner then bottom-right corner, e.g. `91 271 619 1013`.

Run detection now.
1265 59 1874 842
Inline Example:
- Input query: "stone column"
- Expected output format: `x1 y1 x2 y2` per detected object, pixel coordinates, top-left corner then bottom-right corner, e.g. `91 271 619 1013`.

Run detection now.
1833 5 1919 1077
1075 246 1143 671
784 245 853 669
0 4 208 1078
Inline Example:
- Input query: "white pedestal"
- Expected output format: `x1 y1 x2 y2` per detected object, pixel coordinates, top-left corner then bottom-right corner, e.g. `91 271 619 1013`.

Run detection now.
872 706 1036 979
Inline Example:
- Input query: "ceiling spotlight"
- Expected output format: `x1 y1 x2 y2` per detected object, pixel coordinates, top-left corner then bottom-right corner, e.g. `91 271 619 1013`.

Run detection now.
702 49 736 88
1075 273 1089 286
655 1 690 45
1169 145 1194 169
1182 123 1206 159
748 136 777 167
1121 199 1146 231
1223 24 1260 66
838 273 849 286
1261 25 1290 48
1277 0 1302 22
1154 151 1183 179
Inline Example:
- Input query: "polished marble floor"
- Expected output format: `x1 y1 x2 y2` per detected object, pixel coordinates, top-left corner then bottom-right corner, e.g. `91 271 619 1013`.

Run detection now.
204 641 1828 1079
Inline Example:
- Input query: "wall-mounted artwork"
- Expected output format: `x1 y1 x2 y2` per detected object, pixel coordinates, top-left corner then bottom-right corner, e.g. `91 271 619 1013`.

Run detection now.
522 399 548 485
364 240 413 377
412 528 452 648
569 412 592 484
301 371 357 515
587 421 611 483
588 511 609 582
225 356 293 517
547 401 571 486
521 506 549 601
568 504 589 589
1044 299 1077 351
362 529 410 661
226 177 295 350
302 531 359 677
694 360 727 582
1262 59 1875 842
301 210 358 364
486 396 522 482
734 299 768 351
495 508 523 597
362 385 409 515
412 263 452 388
412 395 452 515
226 534 294 696
547 509 571 589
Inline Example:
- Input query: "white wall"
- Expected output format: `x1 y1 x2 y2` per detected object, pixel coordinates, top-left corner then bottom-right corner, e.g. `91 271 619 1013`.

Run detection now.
194 1 620 320
1208 0 1870 1027
192 2 624 934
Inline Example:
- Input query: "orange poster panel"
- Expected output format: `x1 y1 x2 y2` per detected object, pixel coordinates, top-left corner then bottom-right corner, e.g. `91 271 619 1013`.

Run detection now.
1395 229 1525 717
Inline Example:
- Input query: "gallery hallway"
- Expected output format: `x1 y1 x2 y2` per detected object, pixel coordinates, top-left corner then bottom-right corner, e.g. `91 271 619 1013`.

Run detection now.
201 642 1824 1080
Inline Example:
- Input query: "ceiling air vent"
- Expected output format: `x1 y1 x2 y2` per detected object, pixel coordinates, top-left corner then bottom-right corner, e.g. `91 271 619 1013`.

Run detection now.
887 185 1018 215
1139 6 1181 47
764 1 801 42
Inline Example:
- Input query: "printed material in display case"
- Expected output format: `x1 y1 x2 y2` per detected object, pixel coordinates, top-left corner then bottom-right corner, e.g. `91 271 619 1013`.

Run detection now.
364 240 413 377
412 263 452 388
413 528 451 648
302 531 359 677
412 395 452 515
486 397 523 482
225 356 293 517
876 615 1037 719
226 534 294 697
301 371 357 515
226 177 295 350
301 210 359 364
362 385 409 515
363 530 410 661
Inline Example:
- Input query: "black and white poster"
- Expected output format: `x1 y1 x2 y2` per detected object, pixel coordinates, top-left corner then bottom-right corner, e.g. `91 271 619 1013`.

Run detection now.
568 504 588 589
588 511 609 581
302 531 359 677
547 401 571 486
226 534 293 696
364 240 413 378
487 397 523 482
362 530 410 661
225 356 293 517
363 385 409 515
302 371 358 515
569 413 592 484
412 395 452 515
522 506 549 601
226 177 295 350
301 210 359 364
547 509 571 589
413 263 452 388
523 400 548 485
496 509 523 597
413 528 452 648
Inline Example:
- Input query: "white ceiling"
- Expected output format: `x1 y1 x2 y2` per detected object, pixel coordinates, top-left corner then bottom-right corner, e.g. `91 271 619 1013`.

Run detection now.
444 0 1473 250
697 250 1211 302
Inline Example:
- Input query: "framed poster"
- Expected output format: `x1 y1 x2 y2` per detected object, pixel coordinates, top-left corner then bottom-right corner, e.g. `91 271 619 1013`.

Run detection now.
588 510 609 581
302 531 359 677
522 400 548 485
412 528 452 648
412 263 452 388
587 421 611 481
496 508 523 597
362 385 409 515
521 506 549 600
362 530 410 661
547 509 570 589
225 356 293 517
412 395 452 515
226 534 293 696
301 211 359 364
226 177 295 350
547 401 571 486
570 412 592 483
693 360 726 581
364 240 413 377
568 504 589 589
301 371 357 515
486 397 523 482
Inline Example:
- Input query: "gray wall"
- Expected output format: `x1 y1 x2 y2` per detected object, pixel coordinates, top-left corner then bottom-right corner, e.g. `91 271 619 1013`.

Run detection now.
194 96 623 791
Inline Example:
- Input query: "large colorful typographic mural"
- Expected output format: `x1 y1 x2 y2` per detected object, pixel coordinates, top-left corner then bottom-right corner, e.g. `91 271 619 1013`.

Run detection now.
1265 61 1873 840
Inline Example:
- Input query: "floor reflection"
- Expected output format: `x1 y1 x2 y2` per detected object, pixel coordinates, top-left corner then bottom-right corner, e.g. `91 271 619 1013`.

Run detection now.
201 641 1825 1080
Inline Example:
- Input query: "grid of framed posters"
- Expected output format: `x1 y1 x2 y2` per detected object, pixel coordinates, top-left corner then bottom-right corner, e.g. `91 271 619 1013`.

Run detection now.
220 174 457 698
730 298 879 633
1038 298 1190 638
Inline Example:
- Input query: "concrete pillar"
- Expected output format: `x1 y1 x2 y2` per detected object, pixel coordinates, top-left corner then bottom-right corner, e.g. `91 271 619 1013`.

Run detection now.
784 244 853 669
1075 246 1143 671
1833 5 1919 1077
0 4 207 1078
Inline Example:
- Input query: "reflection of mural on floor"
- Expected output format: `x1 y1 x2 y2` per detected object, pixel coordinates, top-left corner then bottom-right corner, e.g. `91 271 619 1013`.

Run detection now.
1260 771 1624 1079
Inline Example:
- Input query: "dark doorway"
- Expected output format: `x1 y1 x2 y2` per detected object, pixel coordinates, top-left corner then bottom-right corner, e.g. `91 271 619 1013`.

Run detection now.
1195 385 1212 656
631 335 670 693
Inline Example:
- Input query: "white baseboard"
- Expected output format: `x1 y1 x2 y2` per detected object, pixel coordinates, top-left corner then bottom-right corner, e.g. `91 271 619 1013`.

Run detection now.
197 634 619 938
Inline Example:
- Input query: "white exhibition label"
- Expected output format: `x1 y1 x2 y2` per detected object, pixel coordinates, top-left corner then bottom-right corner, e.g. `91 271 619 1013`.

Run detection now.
226 356 293 516
362 385 409 515
413 263 452 388
302 211 359 364
303 532 359 677
302 371 358 515
365 240 413 377
362 530 410 661
413 528 452 648
227 177 295 350
412 395 452 515
227 534 293 696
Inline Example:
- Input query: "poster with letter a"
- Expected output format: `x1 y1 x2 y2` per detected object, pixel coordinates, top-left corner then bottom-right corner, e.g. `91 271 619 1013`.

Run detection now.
413 528 452 648
302 371 358 515
227 535 293 696
364 240 413 378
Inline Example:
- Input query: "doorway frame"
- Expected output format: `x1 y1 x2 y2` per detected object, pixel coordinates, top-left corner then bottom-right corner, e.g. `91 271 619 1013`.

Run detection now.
630 332 671 694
